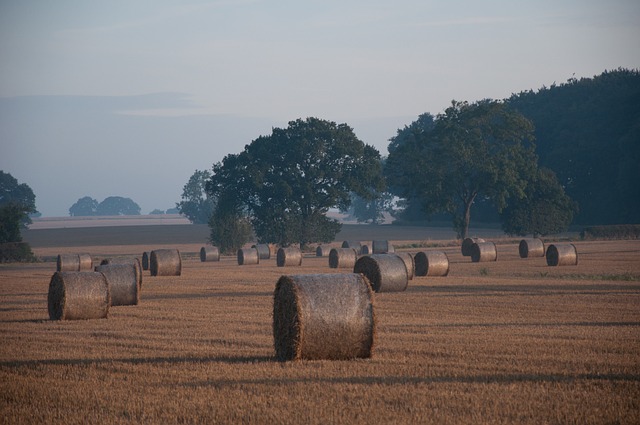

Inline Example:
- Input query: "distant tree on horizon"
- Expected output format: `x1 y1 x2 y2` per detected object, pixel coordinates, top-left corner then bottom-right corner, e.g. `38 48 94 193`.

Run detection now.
69 196 98 216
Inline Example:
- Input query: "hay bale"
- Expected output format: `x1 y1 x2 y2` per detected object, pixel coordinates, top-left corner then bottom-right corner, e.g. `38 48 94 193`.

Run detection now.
461 237 485 256
141 252 149 271
150 249 182 276
329 248 358 269
353 254 408 293
273 273 375 361
519 238 545 258
100 257 143 288
95 264 139 306
47 272 110 320
277 247 303 267
372 240 390 254
471 242 497 263
57 253 93 272
200 246 220 262
414 251 450 277
252 244 271 260
342 240 362 254
361 244 370 255
315 244 332 257
546 243 578 266
237 247 259 265
394 252 414 280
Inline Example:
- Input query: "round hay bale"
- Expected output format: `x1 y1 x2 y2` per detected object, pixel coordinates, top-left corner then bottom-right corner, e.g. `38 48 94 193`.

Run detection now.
57 254 80 272
95 264 139 306
277 247 303 267
100 257 143 288
237 247 259 265
329 248 358 269
361 244 370 255
353 254 408 293
372 240 391 254
315 244 332 257
150 249 182 276
461 237 485 256
47 271 110 320
78 253 93 270
141 252 149 271
519 238 545 258
252 244 271 260
342 240 362 254
273 273 375 361
200 246 220 262
394 252 414 280
470 242 497 263
546 243 578 266
414 251 450 277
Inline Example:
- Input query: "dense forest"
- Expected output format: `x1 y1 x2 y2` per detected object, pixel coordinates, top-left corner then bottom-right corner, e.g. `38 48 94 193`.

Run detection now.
507 68 640 226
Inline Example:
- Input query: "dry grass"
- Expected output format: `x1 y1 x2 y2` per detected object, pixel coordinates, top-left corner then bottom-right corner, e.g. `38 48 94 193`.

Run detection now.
1 239 639 424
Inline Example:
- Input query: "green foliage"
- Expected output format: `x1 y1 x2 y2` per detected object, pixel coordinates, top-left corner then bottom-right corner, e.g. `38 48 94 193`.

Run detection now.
501 168 577 236
342 192 393 224
69 196 98 216
580 224 640 240
176 169 215 224
208 203 253 254
149 209 165 215
208 117 385 247
385 100 538 239
0 171 37 244
96 196 141 216
0 242 36 263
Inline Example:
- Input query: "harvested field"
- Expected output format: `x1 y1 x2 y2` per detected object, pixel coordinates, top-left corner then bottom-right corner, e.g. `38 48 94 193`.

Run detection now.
1 230 639 424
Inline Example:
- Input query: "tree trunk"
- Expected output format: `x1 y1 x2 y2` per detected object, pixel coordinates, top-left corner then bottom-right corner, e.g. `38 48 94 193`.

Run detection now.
460 193 476 240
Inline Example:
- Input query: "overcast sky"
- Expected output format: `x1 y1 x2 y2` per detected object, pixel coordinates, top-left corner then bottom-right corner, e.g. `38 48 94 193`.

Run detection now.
1 1 638 217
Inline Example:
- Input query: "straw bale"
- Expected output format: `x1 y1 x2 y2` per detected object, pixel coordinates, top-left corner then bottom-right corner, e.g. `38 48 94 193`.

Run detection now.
461 237 485 256
95 263 139 306
315 244 332 257
372 240 390 254
471 242 497 263
342 240 362 254
394 252 414 280
78 253 93 270
353 254 408 293
414 251 450 277
277 247 303 267
200 246 220 262
57 253 93 272
329 248 358 269
100 257 142 288
237 247 259 265
252 244 271 260
546 243 578 266
273 273 375 361
150 249 182 276
519 238 545 258
142 252 149 271
361 244 370 255
47 271 110 320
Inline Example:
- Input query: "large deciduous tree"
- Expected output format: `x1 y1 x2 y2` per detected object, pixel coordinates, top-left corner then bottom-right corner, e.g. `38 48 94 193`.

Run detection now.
96 196 141 216
0 171 37 243
385 100 538 239
207 117 385 248
69 196 99 216
176 169 215 224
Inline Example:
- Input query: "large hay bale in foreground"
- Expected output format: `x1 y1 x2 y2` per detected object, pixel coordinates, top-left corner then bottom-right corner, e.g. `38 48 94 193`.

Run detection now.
141 252 149 271
48 272 110 320
372 240 391 254
277 247 303 267
414 251 450 277
394 252 414 280
200 246 220 262
329 248 358 269
150 249 182 276
342 240 362 254
57 253 93 272
95 264 139 306
315 244 332 257
100 257 142 288
252 244 271 260
273 273 375 361
237 247 259 265
461 238 485 256
354 254 408 293
471 242 497 263
519 238 545 258
546 243 578 266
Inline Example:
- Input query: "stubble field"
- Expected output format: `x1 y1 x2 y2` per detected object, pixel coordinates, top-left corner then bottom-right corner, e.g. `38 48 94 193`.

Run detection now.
2 226 640 424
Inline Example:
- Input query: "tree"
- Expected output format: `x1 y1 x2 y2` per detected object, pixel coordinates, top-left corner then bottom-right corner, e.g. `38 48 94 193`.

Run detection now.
69 196 98 216
207 117 385 248
342 192 393 224
501 168 577 236
176 169 215 224
385 100 538 239
0 171 37 243
149 209 165 215
96 196 141 216
208 195 253 254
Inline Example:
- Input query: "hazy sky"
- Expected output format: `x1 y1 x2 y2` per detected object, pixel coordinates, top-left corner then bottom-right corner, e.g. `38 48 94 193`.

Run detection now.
1 1 638 217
